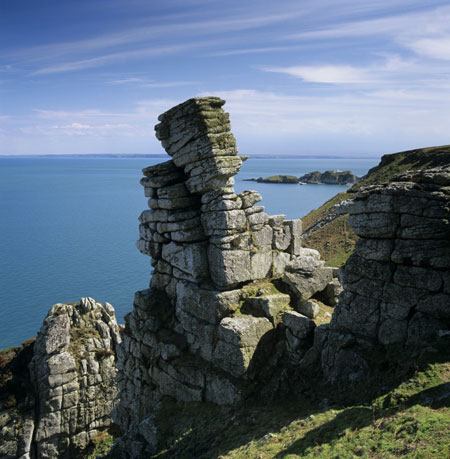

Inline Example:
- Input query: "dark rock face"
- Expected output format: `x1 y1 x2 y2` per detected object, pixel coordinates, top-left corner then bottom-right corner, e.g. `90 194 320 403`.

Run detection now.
0 298 121 459
314 167 450 382
113 97 336 457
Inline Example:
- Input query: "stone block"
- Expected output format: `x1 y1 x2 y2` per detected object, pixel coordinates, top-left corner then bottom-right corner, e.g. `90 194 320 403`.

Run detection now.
268 214 286 226
239 190 262 208
273 225 291 251
283 311 315 338
201 209 246 233
157 183 189 199
208 246 252 288
296 300 320 319
283 266 333 302
176 282 240 324
272 252 291 277
250 251 273 280
161 242 208 283
212 341 255 378
348 212 399 238
217 316 273 347
245 293 291 325
248 211 269 228
285 219 302 255
252 225 273 247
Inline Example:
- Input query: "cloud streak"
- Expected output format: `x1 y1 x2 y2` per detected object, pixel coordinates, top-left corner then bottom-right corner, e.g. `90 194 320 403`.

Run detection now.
261 65 373 84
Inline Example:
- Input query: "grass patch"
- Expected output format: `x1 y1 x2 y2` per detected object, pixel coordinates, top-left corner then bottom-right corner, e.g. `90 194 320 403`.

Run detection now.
312 300 334 326
87 429 116 458
303 215 358 268
301 192 349 233
150 344 450 459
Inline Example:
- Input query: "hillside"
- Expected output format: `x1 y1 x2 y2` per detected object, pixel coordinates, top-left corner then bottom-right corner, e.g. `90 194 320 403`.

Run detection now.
112 337 450 458
302 145 450 266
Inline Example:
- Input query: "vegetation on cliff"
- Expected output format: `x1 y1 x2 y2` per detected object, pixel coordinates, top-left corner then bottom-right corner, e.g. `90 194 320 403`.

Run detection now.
0 338 35 410
130 336 450 458
302 145 450 266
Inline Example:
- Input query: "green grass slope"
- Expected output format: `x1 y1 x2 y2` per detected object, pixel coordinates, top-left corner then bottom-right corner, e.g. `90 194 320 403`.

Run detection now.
302 145 450 267
134 337 450 458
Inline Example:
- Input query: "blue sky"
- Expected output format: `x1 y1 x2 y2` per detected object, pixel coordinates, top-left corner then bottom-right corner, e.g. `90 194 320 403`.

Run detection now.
1 0 450 157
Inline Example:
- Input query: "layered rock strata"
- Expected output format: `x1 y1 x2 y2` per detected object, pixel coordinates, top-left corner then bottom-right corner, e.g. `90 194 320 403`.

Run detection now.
0 298 121 459
309 167 450 382
113 97 335 456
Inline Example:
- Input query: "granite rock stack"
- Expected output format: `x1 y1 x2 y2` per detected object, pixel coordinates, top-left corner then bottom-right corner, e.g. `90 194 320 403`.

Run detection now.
0 298 121 459
113 97 335 456
308 167 450 382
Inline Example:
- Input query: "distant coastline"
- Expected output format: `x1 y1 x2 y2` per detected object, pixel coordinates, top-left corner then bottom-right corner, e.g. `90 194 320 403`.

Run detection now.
0 153 381 159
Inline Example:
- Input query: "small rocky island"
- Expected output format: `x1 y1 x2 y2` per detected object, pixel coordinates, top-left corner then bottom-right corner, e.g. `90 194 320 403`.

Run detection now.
246 170 359 185
299 170 359 185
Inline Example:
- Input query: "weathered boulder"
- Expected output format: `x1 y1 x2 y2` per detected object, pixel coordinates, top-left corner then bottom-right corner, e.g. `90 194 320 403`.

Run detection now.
0 298 120 459
283 311 316 363
243 293 291 325
30 298 121 458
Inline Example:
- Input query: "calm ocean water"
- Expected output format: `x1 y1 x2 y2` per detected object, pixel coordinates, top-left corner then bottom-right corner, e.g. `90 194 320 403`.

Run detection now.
0 155 377 349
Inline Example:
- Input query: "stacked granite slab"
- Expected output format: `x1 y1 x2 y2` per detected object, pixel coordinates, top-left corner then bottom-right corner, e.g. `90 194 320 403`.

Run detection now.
314 167 450 382
113 97 334 457
136 97 305 293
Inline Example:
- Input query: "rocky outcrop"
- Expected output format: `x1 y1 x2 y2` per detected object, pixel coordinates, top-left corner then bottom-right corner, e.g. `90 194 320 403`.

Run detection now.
245 175 299 184
306 167 450 382
299 170 359 185
245 171 359 186
113 97 335 457
0 298 121 459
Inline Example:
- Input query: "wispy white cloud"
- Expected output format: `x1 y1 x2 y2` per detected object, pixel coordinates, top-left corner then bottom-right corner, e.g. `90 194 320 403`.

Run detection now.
199 88 450 145
206 44 307 57
286 4 450 63
260 55 418 85
23 98 178 140
408 36 450 60
108 78 196 88
31 43 204 75
46 122 134 136
7 8 308 74
261 65 373 84
288 4 450 41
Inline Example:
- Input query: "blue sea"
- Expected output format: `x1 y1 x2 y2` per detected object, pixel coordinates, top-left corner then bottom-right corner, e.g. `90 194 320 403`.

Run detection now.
0 155 377 349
